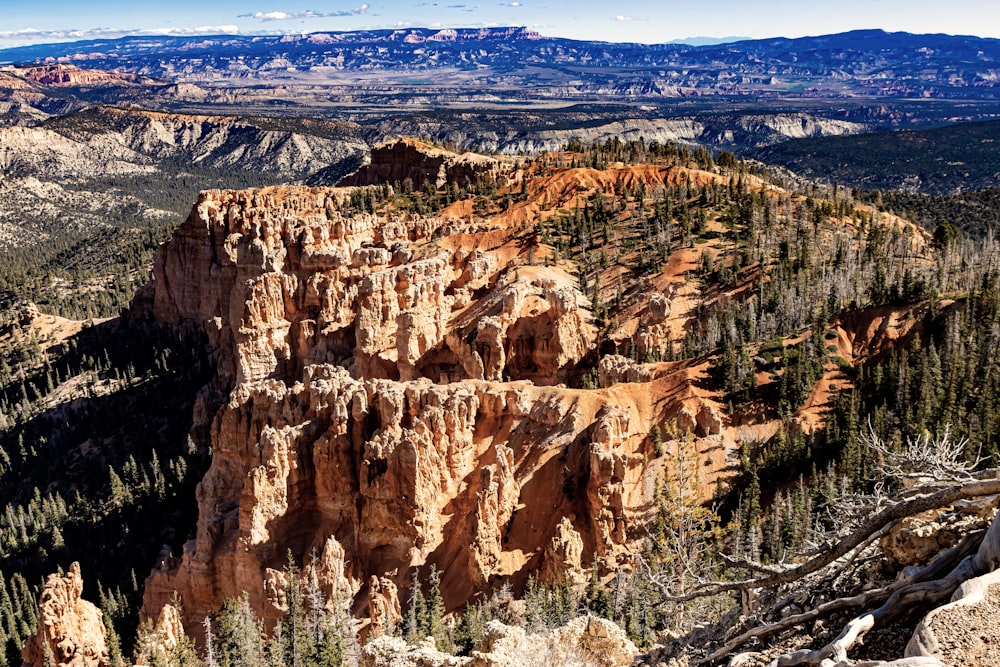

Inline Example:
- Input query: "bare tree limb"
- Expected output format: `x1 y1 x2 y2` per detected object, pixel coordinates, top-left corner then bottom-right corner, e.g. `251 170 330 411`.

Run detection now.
698 529 985 666
865 421 981 487
659 475 1000 605
716 553 790 576
763 502 1000 667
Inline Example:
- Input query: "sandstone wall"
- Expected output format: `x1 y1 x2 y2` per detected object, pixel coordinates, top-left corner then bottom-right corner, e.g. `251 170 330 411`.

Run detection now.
140 181 714 638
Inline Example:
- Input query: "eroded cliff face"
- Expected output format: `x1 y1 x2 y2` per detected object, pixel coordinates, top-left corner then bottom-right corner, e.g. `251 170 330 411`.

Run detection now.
338 139 518 191
140 181 688 637
14 64 149 87
22 563 109 667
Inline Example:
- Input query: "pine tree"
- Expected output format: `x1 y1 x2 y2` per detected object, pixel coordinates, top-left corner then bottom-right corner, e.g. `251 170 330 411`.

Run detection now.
203 617 215 667
266 624 284 667
553 574 575 625
101 605 127 667
108 467 130 508
522 574 544 632
42 641 55 667
0 572 15 647
586 566 611 618
742 469 762 560
404 569 426 643
453 603 483 656
425 566 450 652
653 425 725 630
280 554 309 667
214 593 263 667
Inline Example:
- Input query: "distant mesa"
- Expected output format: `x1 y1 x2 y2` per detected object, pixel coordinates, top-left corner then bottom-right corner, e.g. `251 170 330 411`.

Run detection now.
1 28 997 102
664 36 751 46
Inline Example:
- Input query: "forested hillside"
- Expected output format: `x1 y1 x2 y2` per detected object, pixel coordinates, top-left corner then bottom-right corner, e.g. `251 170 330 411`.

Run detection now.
752 118 1000 195
855 186 1000 239
0 311 213 664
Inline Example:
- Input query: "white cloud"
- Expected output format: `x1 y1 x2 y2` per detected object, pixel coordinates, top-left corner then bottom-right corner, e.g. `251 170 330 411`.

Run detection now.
241 6 369 21
614 15 632 22
148 25 242 35
0 25 240 44
500 1 522 6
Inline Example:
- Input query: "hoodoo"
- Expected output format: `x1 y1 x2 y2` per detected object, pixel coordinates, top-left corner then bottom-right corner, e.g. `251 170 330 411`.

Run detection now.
138 177 708 638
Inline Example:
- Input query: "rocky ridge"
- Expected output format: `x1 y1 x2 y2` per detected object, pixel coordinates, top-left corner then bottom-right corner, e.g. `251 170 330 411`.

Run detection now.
0 105 368 249
135 139 782 637
138 178 670 637
360 615 637 667
20 106 367 181
0 65 159 126
134 141 934 644
364 114 868 156
13 64 151 87
338 138 520 190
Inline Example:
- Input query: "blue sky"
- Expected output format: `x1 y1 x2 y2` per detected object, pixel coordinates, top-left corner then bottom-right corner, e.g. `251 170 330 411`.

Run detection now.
1 0 999 46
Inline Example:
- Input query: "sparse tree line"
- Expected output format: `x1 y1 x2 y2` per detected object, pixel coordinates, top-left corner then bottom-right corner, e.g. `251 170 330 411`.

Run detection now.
0 162 293 320
114 536 680 666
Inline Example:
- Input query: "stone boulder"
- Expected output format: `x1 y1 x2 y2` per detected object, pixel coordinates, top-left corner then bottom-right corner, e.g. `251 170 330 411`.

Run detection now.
360 617 636 667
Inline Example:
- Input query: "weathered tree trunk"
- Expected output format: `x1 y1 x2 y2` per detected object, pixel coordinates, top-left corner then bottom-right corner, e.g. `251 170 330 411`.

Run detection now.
765 497 1000 667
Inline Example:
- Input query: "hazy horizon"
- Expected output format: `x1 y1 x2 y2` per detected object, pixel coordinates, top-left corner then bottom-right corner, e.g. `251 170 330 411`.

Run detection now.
1 0 998 48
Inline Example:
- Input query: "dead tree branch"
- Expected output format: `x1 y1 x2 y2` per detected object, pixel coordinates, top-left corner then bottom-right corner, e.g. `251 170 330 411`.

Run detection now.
656 474 1000 605
764 499 1000 667
698 529 985 666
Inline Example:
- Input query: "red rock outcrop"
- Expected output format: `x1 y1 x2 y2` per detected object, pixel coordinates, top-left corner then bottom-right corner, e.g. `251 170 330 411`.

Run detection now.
22 563 109 667
14 64 148 86
138 177 734 639
338 139 517 190
365 575 402 640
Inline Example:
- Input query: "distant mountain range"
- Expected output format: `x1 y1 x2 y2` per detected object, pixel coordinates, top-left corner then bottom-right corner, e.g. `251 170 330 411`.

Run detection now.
1 27 999 100
665 36 752 46
4 26 1000 211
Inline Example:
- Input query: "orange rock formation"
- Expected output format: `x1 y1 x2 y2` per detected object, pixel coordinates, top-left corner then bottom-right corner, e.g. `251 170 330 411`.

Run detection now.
138 178 710 639
13 64 147 86
22 563 109 667
338 139 518 191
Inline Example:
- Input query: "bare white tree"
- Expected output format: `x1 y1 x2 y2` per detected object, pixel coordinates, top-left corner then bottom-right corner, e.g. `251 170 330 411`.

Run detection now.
648 426 1000 667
